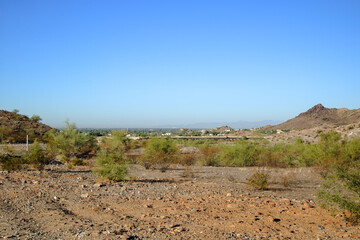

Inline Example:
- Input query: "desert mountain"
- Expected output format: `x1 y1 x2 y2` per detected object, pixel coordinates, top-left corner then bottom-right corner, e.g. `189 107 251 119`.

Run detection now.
0 110 53 143
263 104 360 130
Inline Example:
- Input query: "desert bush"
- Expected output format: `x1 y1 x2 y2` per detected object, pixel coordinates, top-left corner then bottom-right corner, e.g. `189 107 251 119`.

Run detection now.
24 140 51 170
0 126 6 143
50 121 96 161
182 166 196 178
179 153 198 166
218 140 260 167
256 146 280 167
103 130 133 152
247 171 269 190
94 151 127 181
227 175 236 183
316 131 344 167
317 137 360 224
71 158 86 166
143 137 179 170
282 173 296 188
200 146 221 166
0 153 24 171
93 131 130 181
317 166 360 224
30 114 42 123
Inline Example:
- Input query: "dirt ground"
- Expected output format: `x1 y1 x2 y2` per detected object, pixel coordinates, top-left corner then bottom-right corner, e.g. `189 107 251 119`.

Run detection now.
0 164 359 240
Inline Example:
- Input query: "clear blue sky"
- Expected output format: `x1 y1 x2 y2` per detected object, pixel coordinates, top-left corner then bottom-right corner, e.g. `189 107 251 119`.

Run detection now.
1 0 359 128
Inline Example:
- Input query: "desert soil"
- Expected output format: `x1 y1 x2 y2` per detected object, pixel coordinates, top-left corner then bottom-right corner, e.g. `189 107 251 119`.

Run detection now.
0 164 359 240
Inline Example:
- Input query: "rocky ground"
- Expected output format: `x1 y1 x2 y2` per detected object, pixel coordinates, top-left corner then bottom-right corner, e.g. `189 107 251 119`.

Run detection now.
0 164 359 240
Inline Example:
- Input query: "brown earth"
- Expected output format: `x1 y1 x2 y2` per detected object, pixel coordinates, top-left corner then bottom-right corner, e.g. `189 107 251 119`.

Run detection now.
0 110 53 143
0 164 359 240
263 104 360 130
263 122 360 145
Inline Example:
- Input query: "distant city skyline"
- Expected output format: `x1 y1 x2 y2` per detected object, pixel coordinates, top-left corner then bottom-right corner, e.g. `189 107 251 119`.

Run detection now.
1 1 359 128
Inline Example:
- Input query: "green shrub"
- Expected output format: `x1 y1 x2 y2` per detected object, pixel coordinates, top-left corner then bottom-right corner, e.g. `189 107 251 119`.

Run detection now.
24 140 51 170
317 131 344 168
218 140 260 167
49 121 96 161
247 171 269 190
317 166 360 224
30 114 42 123
143 137 179 170
93 130 130 181
317 137 360 224
0 153 24 171
104 130 132 152
94 150 127 181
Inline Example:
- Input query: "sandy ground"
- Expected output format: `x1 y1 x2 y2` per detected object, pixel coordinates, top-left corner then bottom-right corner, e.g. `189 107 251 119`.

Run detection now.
0 164 359 240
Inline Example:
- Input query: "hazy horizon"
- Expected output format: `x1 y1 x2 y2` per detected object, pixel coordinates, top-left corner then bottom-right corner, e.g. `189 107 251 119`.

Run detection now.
1 1 359 128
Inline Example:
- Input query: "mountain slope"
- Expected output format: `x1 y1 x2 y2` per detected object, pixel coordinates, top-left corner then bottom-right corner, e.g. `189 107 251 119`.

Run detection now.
263 104 360 130
0 110 53 143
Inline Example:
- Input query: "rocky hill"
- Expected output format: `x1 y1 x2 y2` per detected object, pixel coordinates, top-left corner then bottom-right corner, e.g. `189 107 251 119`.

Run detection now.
0 110 53 143
212 125 233 132
263 104 360 130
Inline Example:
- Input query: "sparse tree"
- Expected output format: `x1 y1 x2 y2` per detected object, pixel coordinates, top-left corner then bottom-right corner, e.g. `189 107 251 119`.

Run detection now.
12 109 19 114
94 130 130 181
31 114 42 123
50 120 96 162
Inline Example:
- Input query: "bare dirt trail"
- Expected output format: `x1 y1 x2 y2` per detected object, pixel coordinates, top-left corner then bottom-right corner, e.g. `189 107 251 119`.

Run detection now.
0 165 359 239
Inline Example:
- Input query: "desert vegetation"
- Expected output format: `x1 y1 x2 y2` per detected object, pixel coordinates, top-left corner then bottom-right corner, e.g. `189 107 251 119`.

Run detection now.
142 137 180 171
1 121 360 226
46 121 96 164
94 130 130 181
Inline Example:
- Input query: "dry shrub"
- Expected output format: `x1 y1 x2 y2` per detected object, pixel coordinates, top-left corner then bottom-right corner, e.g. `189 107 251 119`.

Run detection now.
247 171 269 190
200 146 220 166
182 166 196 178
71 158 86 166
282 173 296 188
0 153 24 171
312 166 329 177
227 175 236 183
179 153 198 166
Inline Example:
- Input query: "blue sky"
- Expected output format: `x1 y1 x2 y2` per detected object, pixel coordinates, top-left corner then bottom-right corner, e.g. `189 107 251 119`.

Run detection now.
1 0 359 128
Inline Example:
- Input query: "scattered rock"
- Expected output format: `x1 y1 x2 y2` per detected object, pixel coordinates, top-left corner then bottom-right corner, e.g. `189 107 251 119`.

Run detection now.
93 183 105 188
80 193 89 198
